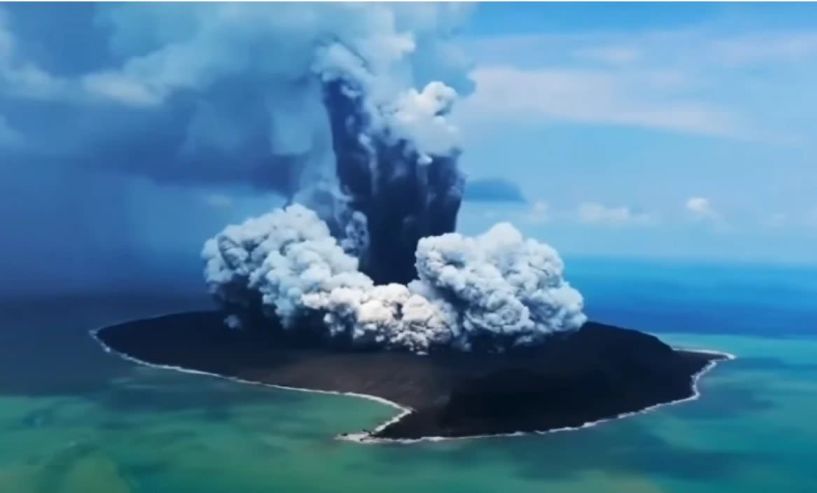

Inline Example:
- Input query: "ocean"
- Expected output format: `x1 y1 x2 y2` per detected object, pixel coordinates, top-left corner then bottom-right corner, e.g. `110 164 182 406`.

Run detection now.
1 258 816 492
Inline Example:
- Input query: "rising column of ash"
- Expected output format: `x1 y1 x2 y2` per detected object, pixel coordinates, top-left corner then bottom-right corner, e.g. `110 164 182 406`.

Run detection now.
204 205 586 354
168 3 590 352
321 77 464 284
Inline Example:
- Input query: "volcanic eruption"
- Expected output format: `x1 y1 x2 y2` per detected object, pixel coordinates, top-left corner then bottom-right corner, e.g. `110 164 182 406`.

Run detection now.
89 4 730 441
195 4 586 354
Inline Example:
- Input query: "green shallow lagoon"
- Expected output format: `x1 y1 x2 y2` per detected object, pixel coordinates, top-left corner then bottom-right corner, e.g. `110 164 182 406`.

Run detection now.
2 298 817 493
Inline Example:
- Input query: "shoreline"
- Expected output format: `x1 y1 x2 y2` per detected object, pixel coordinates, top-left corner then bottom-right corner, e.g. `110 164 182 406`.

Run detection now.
90 311 735 445
343 347 735 445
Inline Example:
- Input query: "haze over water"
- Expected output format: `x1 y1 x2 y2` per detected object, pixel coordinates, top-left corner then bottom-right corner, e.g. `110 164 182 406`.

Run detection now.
1 259 816 493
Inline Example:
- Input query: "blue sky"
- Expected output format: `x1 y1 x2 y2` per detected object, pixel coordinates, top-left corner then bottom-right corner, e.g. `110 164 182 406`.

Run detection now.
2 3 817 295
454 2 817 263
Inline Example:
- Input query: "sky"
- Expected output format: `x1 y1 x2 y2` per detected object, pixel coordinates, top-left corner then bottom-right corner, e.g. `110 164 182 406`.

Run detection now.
2 3 817 296
454 2 817 263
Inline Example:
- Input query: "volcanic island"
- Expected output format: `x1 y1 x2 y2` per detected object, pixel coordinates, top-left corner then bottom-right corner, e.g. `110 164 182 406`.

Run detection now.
94 311 729 441
85 16 733 442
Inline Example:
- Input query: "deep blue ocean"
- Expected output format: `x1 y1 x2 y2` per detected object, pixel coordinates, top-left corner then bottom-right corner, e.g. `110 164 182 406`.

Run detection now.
569 257 817 337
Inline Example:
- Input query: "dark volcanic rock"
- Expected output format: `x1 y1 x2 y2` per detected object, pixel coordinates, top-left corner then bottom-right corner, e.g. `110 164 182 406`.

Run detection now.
94 311 726 440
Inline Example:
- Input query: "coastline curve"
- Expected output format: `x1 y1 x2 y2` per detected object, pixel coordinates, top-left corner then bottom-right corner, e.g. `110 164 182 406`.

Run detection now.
90 312 735 445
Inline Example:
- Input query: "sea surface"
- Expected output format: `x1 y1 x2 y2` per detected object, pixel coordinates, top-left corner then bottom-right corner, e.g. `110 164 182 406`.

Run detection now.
1 259 817 493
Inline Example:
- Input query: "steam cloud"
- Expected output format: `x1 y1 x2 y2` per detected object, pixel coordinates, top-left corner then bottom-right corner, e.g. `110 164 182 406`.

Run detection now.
203 205 586 354
1 3 586 349
129 4 589 353
83 3 473 284
1 3 474 286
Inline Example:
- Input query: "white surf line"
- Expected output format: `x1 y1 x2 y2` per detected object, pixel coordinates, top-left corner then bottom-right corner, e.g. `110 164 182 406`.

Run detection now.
89 314 735 446
343 345 736 444
89 312 412 416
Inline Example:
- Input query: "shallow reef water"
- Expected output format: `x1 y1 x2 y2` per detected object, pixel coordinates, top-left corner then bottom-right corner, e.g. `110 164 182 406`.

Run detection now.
1 266 817 492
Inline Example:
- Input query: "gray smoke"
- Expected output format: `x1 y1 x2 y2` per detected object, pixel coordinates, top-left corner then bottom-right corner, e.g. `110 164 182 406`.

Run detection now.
88 3 474 284
203 205 586 354
186 4 587 353
86 3 473 204
1 3 476 284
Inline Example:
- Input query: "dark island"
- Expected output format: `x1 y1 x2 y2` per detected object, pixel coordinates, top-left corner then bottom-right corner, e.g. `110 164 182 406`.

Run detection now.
94 311 729 441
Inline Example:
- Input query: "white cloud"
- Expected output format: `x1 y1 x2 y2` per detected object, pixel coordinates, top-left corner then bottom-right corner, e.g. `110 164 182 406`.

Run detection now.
204 205 586 354
467 28 817 71
712 33 817 66
685 196 718 219
460 27 817 142
460 66 744 138
577 202 654 226
525 200 549 224
0 11 68 101
82 72 162 107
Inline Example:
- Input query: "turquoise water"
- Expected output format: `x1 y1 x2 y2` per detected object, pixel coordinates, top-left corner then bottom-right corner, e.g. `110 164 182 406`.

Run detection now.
1 261 816 492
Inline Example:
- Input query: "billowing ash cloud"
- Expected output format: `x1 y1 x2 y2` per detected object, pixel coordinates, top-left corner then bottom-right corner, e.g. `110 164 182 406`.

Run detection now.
203 205 586 354
1 4 474 284
2 4 589 351
77 3 471 198
411 223 586 348
323 77 464 284
80 3 473 195
202 204 371 325
81 3 474 285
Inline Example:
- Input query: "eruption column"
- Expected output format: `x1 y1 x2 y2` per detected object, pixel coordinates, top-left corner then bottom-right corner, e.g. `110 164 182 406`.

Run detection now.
323 80 464 284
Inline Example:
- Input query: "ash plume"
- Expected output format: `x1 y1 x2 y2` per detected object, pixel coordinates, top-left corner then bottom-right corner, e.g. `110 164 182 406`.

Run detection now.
62 3 587 353
323 78 464 284
0 3 473 271
84 3 472 284
203 205 586 354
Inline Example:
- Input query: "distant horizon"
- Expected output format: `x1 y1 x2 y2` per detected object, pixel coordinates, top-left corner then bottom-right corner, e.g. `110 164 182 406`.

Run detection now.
2 5 816 493
3 247 817 301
